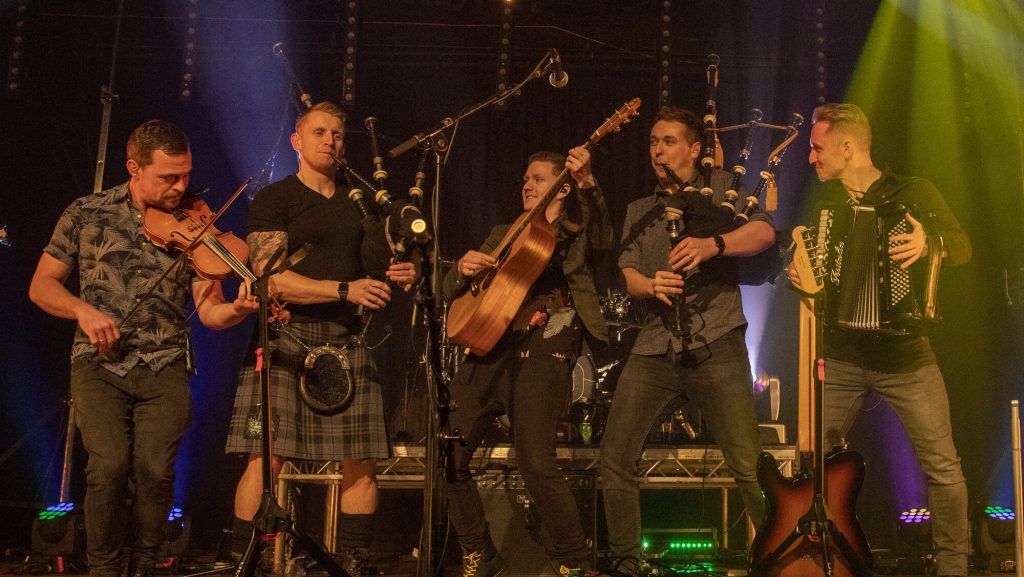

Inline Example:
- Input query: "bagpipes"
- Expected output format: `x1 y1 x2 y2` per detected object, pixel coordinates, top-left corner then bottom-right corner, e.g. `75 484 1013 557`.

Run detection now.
661 54 804 286
334 116 432 279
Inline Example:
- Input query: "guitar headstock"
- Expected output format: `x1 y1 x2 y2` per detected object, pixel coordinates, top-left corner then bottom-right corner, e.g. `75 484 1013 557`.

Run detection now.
791 225 824 294
589 97 641 145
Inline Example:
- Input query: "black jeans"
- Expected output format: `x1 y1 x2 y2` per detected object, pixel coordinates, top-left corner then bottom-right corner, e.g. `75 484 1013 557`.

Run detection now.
446 315 589 566
71 358 192 577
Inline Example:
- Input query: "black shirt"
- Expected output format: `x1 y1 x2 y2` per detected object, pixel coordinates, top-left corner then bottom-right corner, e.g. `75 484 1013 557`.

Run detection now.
816 168 971 373
247 174 365 327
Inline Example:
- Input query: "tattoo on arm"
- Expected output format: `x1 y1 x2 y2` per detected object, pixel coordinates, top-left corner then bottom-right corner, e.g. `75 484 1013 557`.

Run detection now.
248 231 288 275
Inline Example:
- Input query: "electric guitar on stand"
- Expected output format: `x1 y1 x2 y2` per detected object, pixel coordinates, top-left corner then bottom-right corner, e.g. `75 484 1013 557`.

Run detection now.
749 226 874 577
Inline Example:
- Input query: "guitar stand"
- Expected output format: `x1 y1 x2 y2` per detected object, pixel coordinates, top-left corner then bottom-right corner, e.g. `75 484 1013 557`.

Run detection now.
749 291 873 577
750 494 872 577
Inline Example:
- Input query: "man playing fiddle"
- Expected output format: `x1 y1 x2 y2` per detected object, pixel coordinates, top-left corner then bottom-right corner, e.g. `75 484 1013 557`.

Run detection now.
600 106 772 575
28 119 260 577
442 148 613 577
224 101 417 574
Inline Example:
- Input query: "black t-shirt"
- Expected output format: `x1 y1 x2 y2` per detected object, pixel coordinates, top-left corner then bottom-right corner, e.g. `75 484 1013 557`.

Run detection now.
248 174 364 326
814 169 970 373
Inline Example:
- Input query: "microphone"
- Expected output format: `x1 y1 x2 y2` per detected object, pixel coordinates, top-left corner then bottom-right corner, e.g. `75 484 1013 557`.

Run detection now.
547 50 569 89
272 42 312 109
388 133 423 159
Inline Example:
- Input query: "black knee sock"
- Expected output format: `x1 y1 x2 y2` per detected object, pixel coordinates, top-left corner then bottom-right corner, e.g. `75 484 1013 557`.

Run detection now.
338 513 375 551
231 517 255 556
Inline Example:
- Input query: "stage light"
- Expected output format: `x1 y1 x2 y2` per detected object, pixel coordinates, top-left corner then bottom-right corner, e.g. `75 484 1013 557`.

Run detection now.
6 2 28 95
814 0 827 103
977 505 1016 572
657 1 672 108
341 1 359 107
180 0 198 100
898 507 931 523
30 501 87 571
895 507 934 574
495 0 513 109
164 506 191 552
641 528 717 560
154 506 192 572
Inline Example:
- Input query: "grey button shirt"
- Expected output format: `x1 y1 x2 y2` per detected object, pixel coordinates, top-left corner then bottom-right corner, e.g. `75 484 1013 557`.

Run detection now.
617 169 773 354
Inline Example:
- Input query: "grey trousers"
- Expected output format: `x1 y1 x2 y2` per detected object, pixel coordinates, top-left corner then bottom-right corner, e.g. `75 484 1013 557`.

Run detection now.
824 358 968 576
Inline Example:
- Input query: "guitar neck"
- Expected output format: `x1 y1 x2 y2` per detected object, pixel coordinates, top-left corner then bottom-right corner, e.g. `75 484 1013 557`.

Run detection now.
797 296 816 472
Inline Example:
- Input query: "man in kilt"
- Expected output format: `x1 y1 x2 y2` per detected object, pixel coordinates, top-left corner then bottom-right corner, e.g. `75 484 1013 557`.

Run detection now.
225 101 417 573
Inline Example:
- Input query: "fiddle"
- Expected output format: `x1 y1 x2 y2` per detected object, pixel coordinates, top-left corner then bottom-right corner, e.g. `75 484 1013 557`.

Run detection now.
143 194 249 280
140 179 291 323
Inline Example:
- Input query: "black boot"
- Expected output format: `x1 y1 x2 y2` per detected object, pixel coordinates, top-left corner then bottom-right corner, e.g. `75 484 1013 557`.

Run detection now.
459 545 507 577
336 547 373 577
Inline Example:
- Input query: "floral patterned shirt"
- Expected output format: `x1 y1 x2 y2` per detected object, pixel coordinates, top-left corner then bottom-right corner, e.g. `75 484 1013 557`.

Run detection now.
43 182 197 376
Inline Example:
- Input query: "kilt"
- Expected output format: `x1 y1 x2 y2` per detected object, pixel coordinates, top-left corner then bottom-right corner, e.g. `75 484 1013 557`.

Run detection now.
225 320 391 461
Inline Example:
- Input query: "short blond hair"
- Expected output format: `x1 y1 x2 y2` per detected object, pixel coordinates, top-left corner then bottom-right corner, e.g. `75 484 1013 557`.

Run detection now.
812 103 872 150
295 101 347 132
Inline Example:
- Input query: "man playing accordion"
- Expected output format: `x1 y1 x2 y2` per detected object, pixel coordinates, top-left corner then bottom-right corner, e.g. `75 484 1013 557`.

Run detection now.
788 102 971 577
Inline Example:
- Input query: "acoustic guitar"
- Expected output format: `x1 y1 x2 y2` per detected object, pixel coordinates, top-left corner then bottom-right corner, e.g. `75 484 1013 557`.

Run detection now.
447 98 641 356
748 226 873 577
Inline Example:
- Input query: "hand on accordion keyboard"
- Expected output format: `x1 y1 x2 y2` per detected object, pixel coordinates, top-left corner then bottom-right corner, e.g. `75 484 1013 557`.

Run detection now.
888 212 928 269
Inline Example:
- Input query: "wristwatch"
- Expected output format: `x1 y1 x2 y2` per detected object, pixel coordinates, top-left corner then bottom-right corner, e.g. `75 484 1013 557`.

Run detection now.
337 282 349 302
713 235 726 257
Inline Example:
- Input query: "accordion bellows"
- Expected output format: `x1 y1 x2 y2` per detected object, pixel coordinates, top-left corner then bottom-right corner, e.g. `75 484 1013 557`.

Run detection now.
815 202 943 334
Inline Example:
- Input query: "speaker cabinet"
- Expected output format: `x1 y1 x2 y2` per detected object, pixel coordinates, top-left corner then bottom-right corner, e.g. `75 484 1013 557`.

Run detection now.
476 471 597 576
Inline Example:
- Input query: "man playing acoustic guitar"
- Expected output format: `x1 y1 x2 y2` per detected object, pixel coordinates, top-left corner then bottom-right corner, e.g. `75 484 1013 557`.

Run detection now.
442 147 613 577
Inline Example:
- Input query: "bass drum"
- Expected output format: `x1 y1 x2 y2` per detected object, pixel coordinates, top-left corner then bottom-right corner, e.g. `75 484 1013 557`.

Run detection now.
570 355 596 405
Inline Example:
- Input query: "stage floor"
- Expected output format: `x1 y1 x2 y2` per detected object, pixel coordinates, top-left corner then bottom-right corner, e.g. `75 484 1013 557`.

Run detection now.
0 552 997 577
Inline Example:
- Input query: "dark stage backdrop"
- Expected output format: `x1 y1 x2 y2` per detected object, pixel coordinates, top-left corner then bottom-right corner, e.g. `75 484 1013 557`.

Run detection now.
1 0 1020 556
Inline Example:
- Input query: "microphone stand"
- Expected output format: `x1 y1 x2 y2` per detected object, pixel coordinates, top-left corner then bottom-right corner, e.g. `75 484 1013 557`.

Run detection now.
92 0 127 193
387 49 561 159
387 50 562 577
233 248 351 577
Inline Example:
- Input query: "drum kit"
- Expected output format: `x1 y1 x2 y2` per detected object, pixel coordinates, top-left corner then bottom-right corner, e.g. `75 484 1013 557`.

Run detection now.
564 289 646 445
430 277 656 446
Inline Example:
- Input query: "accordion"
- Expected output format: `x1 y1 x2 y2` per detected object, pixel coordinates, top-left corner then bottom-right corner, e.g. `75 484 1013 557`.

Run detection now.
811 202 943 334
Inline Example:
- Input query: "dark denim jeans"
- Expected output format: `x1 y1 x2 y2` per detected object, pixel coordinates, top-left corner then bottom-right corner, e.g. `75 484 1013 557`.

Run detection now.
446 319 590 566
71 358 191 577
823 359 968 576
599 327 765 572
